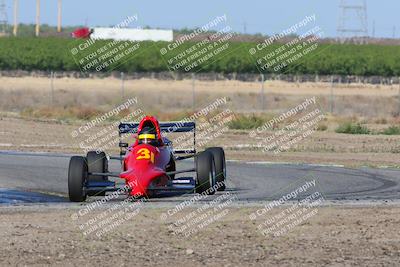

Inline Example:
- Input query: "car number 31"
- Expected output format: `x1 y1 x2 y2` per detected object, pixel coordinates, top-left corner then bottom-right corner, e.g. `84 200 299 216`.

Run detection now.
136 148 155 163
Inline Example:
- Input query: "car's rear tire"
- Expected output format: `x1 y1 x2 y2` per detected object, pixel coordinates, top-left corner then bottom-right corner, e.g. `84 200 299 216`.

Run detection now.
86 151 108 196
195 151 216 195
166 153 176 180
68 156 88 202
206 147 226 191
87 151 108 181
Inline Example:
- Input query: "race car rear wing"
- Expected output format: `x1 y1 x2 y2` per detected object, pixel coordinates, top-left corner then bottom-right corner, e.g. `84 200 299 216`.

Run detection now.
118 121 196 155
118 121 196 134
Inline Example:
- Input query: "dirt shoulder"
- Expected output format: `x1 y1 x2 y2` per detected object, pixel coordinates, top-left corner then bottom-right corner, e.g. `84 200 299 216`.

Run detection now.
0 205 399 266
0 117 399 168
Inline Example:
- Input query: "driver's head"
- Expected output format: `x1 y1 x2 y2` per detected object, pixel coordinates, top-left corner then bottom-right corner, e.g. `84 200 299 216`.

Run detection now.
138 126 157 145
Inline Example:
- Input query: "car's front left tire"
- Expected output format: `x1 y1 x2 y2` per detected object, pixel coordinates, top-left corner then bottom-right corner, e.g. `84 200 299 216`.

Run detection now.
68 156 88 202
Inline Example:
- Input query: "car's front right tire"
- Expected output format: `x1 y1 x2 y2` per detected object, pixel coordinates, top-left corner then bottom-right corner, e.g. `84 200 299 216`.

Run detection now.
195 151 216 195
206 147 226 191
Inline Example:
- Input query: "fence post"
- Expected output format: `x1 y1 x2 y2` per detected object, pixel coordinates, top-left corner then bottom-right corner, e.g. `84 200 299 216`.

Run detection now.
398 77 400 115
120 72 125 100
330 75 334 114
50 71 54 106
192 73 195 112
261 74 265 110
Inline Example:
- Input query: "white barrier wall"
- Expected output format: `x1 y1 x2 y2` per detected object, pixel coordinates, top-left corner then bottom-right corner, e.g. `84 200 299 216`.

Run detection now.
91 28 173 42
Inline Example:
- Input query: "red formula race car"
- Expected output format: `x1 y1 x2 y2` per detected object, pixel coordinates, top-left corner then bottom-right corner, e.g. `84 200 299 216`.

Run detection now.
68 116 226 202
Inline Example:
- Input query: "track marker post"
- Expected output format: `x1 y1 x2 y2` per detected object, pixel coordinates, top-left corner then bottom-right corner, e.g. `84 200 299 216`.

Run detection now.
192 73 195 112
260 73 265 111
398 77 400 115
50 71 54 106
120 72 125 100
330 75 334 114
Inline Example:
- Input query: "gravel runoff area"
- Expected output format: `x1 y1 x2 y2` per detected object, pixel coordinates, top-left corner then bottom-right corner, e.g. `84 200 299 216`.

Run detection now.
0 204 399 266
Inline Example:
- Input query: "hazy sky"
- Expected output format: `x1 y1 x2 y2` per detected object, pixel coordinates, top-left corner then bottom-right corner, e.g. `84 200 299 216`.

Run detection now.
3 0 398 38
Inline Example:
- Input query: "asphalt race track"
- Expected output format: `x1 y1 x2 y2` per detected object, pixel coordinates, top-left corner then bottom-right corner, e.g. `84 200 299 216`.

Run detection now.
0 150 400 204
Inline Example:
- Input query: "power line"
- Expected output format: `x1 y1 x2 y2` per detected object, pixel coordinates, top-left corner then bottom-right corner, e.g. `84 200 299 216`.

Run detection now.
372 20 375 38
337 0 368 43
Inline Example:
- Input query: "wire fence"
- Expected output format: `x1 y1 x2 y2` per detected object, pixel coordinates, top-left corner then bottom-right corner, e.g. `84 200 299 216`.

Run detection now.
14 71 400 118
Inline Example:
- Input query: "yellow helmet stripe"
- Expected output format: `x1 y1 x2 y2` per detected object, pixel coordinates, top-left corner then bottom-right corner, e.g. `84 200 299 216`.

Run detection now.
138 133 156 139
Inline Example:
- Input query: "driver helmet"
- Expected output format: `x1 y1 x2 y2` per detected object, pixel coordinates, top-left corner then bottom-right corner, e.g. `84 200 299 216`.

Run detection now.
138 126 157 145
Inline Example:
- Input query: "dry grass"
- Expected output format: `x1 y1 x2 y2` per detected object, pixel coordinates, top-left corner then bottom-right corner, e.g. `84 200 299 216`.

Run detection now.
0 76 399 118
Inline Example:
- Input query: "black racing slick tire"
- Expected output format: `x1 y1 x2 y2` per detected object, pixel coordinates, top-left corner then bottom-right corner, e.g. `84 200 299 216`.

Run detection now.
195 151 216 195
87 151 108 181
166 153 176 180
206 147 226 191
68 156 88 202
